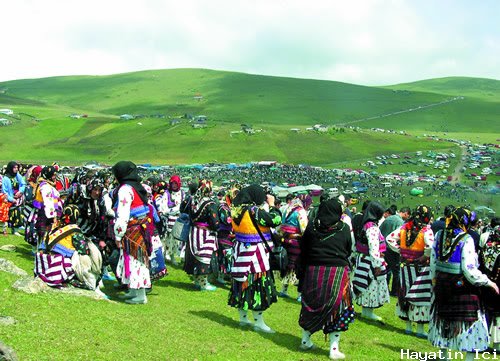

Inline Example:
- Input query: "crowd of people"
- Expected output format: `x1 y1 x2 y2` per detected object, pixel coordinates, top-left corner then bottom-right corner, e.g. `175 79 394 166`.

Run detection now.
1 160 499 360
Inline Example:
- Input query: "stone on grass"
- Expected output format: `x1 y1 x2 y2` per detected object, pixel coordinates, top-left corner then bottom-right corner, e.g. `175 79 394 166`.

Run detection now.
0 258 27 277
12 277 49 294
0 316 16 326
0 342 18 361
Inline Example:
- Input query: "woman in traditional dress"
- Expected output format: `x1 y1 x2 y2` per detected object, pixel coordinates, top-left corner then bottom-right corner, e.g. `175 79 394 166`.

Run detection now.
429 207 499 361
1 161 26 236
32 166 63 246
215 184 239 284
386 205 434 337
479 221 500 351
352 201 390 322
23 165 42 246
164 175 185 265
278 195 309 300
112 161 152 304
298 198 355 360
228 184 282 333
75 178 105 240
0 175 10 235
35 204 104 296
183 179 219 290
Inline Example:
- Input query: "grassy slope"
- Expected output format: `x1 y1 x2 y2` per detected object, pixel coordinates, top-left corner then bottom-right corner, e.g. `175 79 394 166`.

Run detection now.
0 118 454 165
0 234 435 361
0 69 448 123
378 77 500 134
382 76 500 99
0 70 498 164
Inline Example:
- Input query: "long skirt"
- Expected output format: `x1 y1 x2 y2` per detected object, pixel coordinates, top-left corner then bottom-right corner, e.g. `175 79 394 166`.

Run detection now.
281 237 301 287
228 241 277 311
299 265 355 334
353 254 390 308
184 226 218 275
228 272 277 311
217 234 234 275
116 250 151 289
35 210 54 245
429 276 490 352
396 264 432 323
429 310 490 352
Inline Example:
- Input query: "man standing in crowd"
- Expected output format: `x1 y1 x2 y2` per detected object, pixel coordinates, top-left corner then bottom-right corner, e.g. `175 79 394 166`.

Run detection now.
380 205 410 296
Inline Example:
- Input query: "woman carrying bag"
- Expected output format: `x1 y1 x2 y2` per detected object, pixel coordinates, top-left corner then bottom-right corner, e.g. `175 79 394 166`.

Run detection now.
228 184 282 333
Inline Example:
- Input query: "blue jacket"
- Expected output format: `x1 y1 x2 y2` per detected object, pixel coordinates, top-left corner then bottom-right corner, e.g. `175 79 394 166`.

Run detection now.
2 174 26 202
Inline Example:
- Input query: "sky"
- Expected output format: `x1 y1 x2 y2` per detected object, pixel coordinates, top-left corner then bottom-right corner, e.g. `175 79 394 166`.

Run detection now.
2 0 499 85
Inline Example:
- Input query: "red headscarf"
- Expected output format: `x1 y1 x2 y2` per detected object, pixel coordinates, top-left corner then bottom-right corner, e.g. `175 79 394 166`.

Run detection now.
169 175 181 190
28 166 43 183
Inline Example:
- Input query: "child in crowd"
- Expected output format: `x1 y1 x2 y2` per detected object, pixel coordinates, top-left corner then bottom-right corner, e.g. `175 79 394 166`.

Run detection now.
0 175 10 235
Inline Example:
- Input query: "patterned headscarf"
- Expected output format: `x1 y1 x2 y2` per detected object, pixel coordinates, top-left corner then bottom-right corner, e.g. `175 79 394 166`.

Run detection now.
62 204 80 225
224 183 241 206
440 206 476 261
231 184 267 226
191 179 214 215
403 205 432 247
38 166 58 186
142 183 153 201
87 178 104 192
156 181 168 196
26 165 43 183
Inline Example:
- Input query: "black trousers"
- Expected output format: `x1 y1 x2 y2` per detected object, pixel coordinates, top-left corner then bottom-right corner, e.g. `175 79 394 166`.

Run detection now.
385 247 400 295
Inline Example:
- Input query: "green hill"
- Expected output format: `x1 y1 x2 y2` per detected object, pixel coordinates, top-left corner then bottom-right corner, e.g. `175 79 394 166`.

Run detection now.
0 69 498 165
383 76 500 99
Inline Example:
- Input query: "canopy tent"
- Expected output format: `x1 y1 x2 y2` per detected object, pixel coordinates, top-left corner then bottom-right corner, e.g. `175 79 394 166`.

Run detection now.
474 206 496 216
409 188 424 196
272 186 291 198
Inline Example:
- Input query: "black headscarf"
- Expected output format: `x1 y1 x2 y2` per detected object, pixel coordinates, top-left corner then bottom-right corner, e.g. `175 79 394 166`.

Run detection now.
315 198 343 230
362 201 385 226
111 161 149 205
232 184 267 206
5 161 18 178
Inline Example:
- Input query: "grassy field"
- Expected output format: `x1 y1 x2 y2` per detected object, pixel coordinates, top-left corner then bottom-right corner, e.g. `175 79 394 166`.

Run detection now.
0 234 436 361
0 69 498 165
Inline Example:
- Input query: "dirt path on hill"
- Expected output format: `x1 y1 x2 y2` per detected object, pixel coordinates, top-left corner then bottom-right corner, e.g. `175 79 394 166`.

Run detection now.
451 145 468 184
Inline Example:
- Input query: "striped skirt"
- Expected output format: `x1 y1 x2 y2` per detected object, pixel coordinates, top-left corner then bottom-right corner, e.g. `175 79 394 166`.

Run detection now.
299 265 355 334
34 253 74 287
352 254 390 308
183 226 218 275
166 214 178 233
231 242 269 282
189 226 217 265
283 237 301 270
397 264 432 322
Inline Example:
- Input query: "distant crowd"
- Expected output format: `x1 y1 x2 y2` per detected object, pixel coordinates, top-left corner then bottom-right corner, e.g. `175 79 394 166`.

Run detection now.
1 160 498 360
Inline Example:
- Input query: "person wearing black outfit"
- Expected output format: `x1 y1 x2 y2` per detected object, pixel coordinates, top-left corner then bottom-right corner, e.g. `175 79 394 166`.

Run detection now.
298 198 355 360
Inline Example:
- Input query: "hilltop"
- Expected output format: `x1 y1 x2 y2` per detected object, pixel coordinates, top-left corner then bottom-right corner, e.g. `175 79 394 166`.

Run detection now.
383 76 500 99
